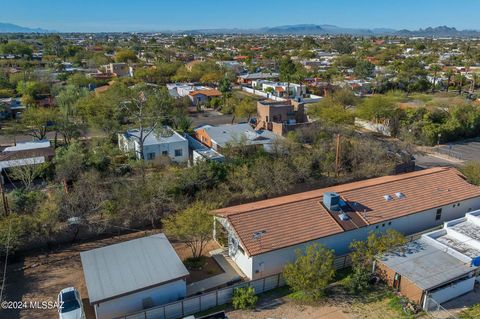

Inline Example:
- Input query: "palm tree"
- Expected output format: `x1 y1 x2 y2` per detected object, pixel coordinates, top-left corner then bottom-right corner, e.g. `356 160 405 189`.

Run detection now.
445 69 455 92
430 64 441 93
454 73 465 95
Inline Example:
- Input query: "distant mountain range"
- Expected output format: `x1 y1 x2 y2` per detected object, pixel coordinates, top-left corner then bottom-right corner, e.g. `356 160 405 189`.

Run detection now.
181 24 480 37
0 22 50 33
0 22 479 37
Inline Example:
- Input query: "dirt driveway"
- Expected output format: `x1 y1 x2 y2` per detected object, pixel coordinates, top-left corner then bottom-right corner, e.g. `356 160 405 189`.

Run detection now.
0 230 220 319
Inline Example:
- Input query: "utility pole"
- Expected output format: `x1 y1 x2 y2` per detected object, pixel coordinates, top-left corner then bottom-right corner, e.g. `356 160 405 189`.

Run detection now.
335 134 341 177
0 174 8 217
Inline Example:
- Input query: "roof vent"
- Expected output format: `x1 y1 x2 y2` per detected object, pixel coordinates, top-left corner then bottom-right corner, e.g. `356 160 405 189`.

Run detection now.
395 192 406 199
323 192 340 211
384 195 393 201
339 213 350 221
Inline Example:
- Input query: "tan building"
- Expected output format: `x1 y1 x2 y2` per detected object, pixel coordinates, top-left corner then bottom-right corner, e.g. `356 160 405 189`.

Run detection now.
255 99 308 136
104 63 130 77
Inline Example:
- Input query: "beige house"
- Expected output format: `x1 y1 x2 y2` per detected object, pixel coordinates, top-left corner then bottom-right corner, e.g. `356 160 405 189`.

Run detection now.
255 99 308 136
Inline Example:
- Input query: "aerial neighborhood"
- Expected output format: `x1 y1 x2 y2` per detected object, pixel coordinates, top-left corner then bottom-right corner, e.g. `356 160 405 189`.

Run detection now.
1 2 480 319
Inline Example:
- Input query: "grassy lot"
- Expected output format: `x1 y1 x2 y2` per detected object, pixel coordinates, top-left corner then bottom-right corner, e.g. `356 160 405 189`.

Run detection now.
459 304 480 319
207 269 427 319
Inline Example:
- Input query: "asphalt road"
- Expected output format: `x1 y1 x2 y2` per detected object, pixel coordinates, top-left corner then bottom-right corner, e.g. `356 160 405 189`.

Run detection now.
435 140 480 162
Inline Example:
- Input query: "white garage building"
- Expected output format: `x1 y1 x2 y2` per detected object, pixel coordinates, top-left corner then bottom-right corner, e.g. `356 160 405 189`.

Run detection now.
213 167 480 280
81 234 189 319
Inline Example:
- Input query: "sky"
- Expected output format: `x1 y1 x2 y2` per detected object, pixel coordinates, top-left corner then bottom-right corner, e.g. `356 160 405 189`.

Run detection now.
1 0 479 32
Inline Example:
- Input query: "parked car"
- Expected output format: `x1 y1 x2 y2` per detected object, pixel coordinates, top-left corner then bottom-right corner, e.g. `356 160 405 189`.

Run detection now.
58 287 85 319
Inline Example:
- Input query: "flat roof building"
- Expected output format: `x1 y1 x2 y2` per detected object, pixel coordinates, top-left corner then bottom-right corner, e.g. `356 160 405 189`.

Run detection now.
81 233 189 319
377 210 480 309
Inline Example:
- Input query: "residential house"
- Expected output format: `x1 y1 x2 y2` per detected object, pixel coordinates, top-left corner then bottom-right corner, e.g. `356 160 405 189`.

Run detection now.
185 134 224 165
118 126 188 163
376 210 480 309
237 72 279 85
0 140 55 170
166 83 222 106
81 234 189 319
251 80 307 98
194 123 279 152
103 63 132 77
255 99 309 136
0 98 26 119
213 167 480 280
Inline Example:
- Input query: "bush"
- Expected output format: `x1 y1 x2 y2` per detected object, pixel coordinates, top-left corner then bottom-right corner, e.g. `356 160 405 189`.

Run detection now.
345 265 371 293
232 286 257 310
183 256 206 270
283 243 335 301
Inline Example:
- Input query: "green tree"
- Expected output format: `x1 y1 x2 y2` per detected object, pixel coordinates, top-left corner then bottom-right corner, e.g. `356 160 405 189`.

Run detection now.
283 243 335 301
218 77 232 110
55 142 86 192
20 107 58 140
163 201 215 259
460 161 480 186
430 64 442 93
115 49 137 63
0 41 33 57
56 85 88 145
354 60 375 78
7 161 48 190
232 287 258 310
233 97 256 122
356 95 398 123
348 229 406 292
279 57 297 97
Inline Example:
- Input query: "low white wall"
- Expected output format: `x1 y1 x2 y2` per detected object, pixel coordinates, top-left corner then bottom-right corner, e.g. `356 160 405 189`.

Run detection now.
241 87 286 101
95 279 186 319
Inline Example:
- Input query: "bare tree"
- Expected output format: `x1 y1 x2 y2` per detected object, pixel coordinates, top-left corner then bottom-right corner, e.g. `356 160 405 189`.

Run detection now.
6 159 47 190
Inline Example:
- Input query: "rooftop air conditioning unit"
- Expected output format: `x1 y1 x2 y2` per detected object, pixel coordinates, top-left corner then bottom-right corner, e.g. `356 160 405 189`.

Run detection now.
323 192 340 211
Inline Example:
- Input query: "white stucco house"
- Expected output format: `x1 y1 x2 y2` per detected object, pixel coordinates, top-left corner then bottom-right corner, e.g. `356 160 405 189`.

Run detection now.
213 167 480 280
80 234 189 319
118 126 188 163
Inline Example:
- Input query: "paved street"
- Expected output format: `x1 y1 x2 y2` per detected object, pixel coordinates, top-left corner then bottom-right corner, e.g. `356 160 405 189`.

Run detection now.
436 139 480 162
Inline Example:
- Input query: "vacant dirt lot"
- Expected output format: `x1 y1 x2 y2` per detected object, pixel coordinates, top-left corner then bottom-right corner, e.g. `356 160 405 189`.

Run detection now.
227 286 425 319
0 230 222 319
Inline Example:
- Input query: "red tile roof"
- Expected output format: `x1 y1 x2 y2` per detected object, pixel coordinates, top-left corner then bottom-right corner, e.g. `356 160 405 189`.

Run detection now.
189 89 222 97
215 168 480 256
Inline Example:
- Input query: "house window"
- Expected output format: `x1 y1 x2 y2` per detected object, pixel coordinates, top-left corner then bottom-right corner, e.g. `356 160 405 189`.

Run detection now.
435 208 442 220
388 221 392 225
382 223 385 227
162 150 168 156
375 225 379 229
147 153 155 160
174 149 183 157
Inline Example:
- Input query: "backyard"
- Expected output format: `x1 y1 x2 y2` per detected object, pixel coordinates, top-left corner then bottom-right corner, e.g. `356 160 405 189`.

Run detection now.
226 284 427 319
0 230 224 319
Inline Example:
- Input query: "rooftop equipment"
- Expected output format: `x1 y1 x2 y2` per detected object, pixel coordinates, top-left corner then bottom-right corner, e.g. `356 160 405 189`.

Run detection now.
323 192 340 211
